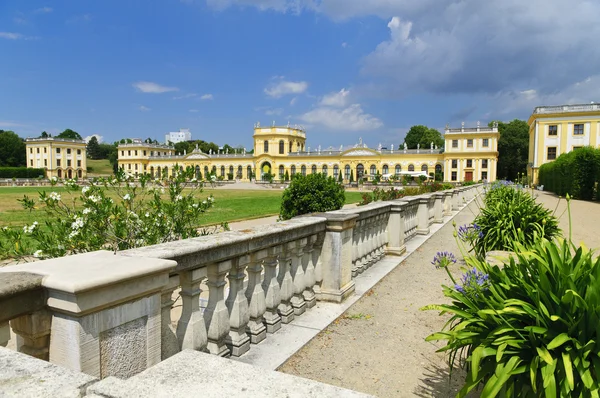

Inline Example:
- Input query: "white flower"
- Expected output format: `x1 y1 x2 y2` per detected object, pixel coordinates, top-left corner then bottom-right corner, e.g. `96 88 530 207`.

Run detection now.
191 178 197 183
88 195 101 203
111 179 118 184
175 195 183 202
49 192 61 201
82 186 90 195
33 250 43 258
71 217 84 230
145 212 150 217
192 203 199 209
123 194 131 201
51 176 58 182
83 208 91 215
23 222 38 233
202 200 207 205
208 196 214 202
68 230 79 239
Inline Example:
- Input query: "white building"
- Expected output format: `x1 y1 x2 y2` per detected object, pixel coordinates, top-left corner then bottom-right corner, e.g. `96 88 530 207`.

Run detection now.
165 129 192 144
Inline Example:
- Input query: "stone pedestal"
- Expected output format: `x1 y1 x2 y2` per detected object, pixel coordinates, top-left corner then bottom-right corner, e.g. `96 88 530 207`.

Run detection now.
386 200 407 256
0 251 176 379
315 212 358 303
11 310 52 360
416 196 431 235
433 193 444 223
443 191 453 216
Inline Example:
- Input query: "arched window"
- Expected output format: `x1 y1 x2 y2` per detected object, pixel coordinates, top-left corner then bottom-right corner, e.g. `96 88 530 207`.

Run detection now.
229 166 234 176
157 167 162 178
333 165 339 179
395 164 401 174
150 167 154 178
221 166 225 176
345 165 351 180
291 165 296 175
264 140 269 153
204 166 209 177
356 164 364 178
279 140 285 154
289 142 293 152
421 164 428 173
211 166 216 175
435 164 442 174
382 164 389 175
78 170 82 178
247 165 252 179
57 169 62 178
279 165 284 177
195 166 201 179
164 166 169 177
370 165 376 176
237 166 243 178
301 165 307 176
408 164 414 172
322 165 328 177
311 165 317 174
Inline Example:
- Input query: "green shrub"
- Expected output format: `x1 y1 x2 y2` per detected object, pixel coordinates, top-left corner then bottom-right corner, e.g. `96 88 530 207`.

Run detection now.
462 180 476 186
425 237 600 397
0 167 46 179
284 170 290 182
227 172 234 181
472 182 559 258
279 173 345 220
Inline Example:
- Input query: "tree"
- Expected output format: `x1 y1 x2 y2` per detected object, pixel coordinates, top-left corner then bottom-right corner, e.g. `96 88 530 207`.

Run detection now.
174 142 191 155
338 171 343 183
349 170 354 183
87 136 101 159
490 119 529 181
279 174 345 220
57 129 82 140
402 125 444 149
0 130 26 167
39 131 51 138
284 170 289 181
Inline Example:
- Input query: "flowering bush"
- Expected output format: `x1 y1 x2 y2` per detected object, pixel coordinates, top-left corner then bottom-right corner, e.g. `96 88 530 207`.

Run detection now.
0 166 217 260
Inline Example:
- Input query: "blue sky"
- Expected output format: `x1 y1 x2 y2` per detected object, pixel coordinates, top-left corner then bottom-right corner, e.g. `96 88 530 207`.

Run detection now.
2 1 599 150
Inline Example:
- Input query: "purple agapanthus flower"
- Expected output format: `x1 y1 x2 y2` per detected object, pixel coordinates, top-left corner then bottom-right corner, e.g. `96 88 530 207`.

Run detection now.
457 223 484 242
431 251 457 269
455 267 489 296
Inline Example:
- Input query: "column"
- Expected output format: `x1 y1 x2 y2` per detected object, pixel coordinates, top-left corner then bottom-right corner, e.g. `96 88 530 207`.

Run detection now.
261 246 282 333
176 270 207 354
246 250 267 344
204 260 232 357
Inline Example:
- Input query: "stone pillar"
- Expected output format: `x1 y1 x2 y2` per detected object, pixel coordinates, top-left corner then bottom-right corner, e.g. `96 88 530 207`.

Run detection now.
261 247 282 333
387 200 407 256
159 277 179 360
302 236 317 309
416 196 431 235
290 239 307 316
0 251 176 379
316 213 358 303
176 270 207 355
225 257 250 357
277 243 295 324
204 260 232 357
443 191 453 216
433 193 444 223
11 311 52 360
246 250 267 344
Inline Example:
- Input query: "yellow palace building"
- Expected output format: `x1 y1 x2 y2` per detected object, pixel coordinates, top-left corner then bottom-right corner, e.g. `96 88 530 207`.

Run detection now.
527 103 600 184
117 123 499 183
25 137 88 179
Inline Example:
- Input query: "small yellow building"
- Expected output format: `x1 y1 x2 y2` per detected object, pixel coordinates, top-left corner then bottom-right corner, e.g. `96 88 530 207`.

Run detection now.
118 123 499 183
25 138 87 179
527 103 600 184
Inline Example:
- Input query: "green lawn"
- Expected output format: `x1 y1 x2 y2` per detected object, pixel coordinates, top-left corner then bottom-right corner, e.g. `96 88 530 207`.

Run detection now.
0 186 364 228
86 159 114 176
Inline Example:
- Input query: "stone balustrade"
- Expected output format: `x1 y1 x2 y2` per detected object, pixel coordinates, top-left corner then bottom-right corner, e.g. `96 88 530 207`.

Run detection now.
0 184 482 384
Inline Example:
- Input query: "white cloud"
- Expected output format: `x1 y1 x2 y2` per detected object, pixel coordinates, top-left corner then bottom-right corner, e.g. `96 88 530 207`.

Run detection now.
173 93 197 100
320 88 351 107
341 42 348 48
300 104 383 131
0 32 24 40
34 7 53 13
133 81 179 94
189 109 199 113
200 93 213 100
264 79 308 98
290 97 298 106
84 134 103 143
139 105 151 111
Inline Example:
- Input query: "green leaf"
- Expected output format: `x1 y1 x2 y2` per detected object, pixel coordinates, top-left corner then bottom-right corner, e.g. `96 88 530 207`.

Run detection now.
496 343 507 363
471 346 484 380
480 356 521 397
562 351 574 391
547 333 571 350
537 346 554 365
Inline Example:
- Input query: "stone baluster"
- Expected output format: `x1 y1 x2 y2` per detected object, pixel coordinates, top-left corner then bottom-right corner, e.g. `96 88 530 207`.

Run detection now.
312 233 325 298
11 310 52 360
387 200 407 256
277 244 295 324
363 218 373 269
378 215 388 259
302 236 317 308
443 191 453 216
416 196 431 235
433 193 444 223
246 250 267 343
0 321 9 347
452 190 460 210
261 246 282 333
428 196 436 225
290 239 307 316
371 216 380 265
353 220 363 277
459 188 466 207
317 213 358 302
204 260 232 357
176 270 207 355
225 257 250 357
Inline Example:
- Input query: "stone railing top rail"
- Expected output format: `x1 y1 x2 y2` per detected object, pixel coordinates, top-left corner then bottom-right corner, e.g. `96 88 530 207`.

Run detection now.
533 104 600 114
25 137 86 144
0 272 45 324
118 143 174 149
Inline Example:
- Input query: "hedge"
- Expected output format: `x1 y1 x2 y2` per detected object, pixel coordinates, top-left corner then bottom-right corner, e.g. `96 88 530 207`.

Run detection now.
538 146 600 201
0 167 46 179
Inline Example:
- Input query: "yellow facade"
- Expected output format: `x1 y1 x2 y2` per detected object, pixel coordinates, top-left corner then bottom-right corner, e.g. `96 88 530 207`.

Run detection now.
527 104 600 184
118 124 499 183
25 138 87 179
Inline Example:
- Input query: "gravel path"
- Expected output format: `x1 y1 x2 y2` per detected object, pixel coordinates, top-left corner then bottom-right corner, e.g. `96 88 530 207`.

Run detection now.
278 190 600 397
